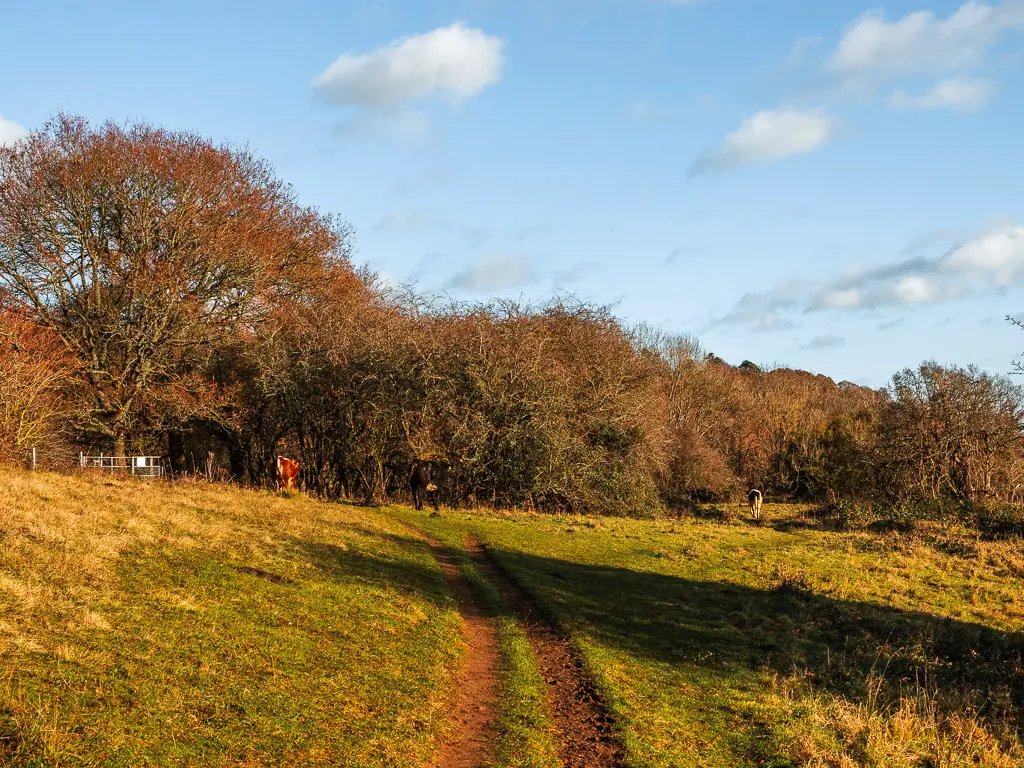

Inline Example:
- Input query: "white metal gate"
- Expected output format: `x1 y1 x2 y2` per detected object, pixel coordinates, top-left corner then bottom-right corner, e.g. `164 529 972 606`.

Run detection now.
79 454 166 477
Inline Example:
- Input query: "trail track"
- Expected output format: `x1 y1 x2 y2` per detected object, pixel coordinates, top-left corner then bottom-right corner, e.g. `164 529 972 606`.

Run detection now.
465 540 624 768
414 524 623 768
427 540 502 768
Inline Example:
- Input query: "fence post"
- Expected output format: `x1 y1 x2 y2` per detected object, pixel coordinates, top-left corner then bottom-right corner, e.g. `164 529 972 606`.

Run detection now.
32 447 36 469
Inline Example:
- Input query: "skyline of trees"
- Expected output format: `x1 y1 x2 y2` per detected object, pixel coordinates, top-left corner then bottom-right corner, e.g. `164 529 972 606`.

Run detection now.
1 115 1021 516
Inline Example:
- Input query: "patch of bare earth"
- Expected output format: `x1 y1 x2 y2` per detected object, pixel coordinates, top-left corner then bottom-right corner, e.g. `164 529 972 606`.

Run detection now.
467 540 623 768
427 540 502 768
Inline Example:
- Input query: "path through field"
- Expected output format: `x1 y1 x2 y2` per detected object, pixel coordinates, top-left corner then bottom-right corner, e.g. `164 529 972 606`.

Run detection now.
417 524 623 768
468 540 623 768
427 540 502 768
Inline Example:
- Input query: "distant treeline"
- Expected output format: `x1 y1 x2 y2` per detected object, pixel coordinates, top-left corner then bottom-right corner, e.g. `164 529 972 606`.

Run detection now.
1 116 1022 515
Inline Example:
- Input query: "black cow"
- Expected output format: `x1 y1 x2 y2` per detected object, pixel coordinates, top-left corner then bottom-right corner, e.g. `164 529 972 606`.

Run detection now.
410 459 444 511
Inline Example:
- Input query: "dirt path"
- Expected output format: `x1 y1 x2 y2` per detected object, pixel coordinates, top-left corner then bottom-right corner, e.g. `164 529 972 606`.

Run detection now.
426 539 502 768
466 540 623 768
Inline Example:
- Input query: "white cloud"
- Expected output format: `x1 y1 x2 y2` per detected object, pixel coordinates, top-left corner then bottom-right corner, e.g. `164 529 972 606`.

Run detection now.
313 23 504 110
708 222 1024 331
445 254 537 293
0 115 27 147
689 108 836 176
890 76 994 111
828 2 1024 85
940 223 1024 284
892 275 942 304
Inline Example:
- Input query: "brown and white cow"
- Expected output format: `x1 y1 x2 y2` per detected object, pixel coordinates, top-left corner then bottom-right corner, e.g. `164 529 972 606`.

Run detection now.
274 456 300 491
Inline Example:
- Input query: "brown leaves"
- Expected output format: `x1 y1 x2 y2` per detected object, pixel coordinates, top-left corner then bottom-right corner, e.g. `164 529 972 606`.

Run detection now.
0 114 353 447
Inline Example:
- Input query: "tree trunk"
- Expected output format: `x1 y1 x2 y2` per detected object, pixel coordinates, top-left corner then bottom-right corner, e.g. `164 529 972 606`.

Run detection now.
168 432 187 477
114 432 127 467
229 446 246 482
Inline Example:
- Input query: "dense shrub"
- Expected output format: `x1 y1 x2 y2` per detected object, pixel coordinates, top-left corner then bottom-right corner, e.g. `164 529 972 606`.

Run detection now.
2 115 1023 518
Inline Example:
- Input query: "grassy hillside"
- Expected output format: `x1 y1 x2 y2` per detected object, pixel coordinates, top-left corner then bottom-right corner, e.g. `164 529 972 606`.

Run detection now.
4 470 1022 768
0 470 464 766
401 503 1024 768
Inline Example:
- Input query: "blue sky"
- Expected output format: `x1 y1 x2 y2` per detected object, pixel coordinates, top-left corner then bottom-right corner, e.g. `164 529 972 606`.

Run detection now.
2 0 1023 386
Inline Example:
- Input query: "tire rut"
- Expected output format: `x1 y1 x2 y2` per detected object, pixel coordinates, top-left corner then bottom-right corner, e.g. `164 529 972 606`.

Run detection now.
465 539 624 768
424 538 502 768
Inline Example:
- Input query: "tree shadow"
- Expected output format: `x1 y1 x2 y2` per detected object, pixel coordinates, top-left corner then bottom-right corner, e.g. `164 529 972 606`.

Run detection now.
486 548 1024 730
286 530 454 609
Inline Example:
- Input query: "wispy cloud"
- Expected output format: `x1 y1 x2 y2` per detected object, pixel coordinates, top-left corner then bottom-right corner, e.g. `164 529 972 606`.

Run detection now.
628 100 673 123
707 223 1024 331
373 209 435 233
666 246 698 264
890 76 994 112
825 1 1024 108
0 114 27 147
801 334 846 350
550 260 598 288
332 109 431 141
445 254 538 293
703 279 806 332
515 224 552 243
828 2 1024 82
689 108 836 176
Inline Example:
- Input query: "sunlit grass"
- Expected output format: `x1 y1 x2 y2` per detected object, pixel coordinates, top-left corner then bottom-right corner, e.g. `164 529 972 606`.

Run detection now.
399 503 1024 767
0 469 462 766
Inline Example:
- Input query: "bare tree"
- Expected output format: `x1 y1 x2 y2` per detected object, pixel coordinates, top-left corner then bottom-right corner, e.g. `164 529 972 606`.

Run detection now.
877 362 1024 503
0 115 348 454
0 309 78 463
1010 314 1024 376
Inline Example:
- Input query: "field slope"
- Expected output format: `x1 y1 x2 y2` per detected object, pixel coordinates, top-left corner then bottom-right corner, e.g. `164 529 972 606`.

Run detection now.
0 470 463 766
5 470 1023 768
400 505 1024 768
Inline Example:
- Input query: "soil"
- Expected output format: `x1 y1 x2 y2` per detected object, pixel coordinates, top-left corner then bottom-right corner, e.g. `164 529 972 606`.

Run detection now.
466 540 624 768
426 539 502 768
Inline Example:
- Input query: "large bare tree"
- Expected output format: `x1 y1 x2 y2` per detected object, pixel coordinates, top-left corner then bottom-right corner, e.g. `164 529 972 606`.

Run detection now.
0 115 348 454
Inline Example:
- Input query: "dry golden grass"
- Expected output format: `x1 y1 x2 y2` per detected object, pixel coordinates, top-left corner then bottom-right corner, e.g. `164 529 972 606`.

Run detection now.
0 468 463 766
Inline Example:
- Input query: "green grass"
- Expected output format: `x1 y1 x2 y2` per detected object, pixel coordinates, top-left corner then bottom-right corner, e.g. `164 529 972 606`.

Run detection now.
0 470 463 766
394 510 560 768
396 503 1024 768
5 471 1023 767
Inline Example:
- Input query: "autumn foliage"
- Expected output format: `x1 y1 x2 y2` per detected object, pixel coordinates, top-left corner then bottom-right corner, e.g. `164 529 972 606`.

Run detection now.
1 115 1021 515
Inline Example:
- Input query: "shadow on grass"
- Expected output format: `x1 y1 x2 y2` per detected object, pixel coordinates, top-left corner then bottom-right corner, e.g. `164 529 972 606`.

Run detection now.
288 530 454 608
488 548 1024 731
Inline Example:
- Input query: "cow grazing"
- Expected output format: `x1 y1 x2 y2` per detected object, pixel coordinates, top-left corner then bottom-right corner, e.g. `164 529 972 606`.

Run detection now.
410 459 442 511
747 488 763 520
275 456 300 491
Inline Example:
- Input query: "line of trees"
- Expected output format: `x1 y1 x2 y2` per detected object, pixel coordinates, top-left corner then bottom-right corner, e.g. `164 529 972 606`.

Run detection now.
1 116 1021 515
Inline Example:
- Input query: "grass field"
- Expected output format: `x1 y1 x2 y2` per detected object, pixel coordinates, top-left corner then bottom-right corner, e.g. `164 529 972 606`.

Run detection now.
3 470 1023 767
0 470 467 767
399 503 1024 768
